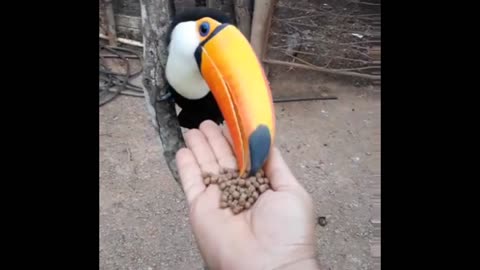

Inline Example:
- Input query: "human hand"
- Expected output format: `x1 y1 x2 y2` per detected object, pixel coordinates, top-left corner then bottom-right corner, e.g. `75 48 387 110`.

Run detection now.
176 120 319 270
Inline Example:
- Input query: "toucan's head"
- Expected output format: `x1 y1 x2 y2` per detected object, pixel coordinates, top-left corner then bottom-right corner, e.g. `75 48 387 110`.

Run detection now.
166 8 275 177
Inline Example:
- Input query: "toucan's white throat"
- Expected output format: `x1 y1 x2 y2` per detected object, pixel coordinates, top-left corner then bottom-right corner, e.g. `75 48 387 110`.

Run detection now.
166 21 210 100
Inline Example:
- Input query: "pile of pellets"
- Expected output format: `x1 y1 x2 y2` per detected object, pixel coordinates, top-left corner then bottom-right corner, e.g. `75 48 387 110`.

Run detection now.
203 169 271 214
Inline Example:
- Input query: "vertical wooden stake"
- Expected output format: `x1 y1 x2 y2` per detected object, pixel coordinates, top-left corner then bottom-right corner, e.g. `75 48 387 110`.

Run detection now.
103 0 118 47
250 0 276 74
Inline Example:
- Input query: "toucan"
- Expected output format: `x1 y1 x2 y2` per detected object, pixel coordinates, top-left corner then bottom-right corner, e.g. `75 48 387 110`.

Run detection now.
165 8 275 177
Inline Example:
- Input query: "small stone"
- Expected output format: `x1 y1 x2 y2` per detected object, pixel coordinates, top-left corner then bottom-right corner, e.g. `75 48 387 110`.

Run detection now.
317 216 328 227
259 184 269 193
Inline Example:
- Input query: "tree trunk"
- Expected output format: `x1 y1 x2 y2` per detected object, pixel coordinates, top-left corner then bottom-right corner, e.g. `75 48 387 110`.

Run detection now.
140 0 185 183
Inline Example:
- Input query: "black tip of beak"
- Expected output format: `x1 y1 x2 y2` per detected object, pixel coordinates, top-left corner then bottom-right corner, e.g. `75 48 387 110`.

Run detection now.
248 125 271 176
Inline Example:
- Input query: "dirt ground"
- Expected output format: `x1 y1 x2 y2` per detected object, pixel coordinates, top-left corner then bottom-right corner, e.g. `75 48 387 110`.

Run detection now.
100 70 380 270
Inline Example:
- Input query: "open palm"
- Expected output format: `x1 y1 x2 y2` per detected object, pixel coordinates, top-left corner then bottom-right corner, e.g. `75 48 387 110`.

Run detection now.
176 120 319 270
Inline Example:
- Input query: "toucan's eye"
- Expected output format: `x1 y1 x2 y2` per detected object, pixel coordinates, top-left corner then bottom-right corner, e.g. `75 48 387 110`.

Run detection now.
199 22 210 37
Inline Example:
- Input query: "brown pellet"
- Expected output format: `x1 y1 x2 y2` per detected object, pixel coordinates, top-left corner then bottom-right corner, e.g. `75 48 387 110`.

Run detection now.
225 172 233 180
229 186 236 193
253 181 260 188
220 201 228 208
232 199 238 207
211 174 219 181
259 184 269 193
221 193 228 201
232 171 239 178
245 202 251 209
232 191 240 199
219 182 227 190
255 171 263 178
203 177 211 185
240 193 248 201
201 172 211 178
252 191 259 199
257 177 265 184
228 194 233 201
263 177 269 184
232 206 243 214
248 185 256 193
238 179 246 187
248 197 254 204
239 198 246 206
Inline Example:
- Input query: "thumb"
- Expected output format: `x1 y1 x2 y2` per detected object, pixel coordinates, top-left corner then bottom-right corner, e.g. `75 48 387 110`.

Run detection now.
264 147 302 191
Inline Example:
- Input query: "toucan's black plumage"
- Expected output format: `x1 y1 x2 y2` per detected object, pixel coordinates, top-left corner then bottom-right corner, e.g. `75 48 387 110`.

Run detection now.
166 8 233 129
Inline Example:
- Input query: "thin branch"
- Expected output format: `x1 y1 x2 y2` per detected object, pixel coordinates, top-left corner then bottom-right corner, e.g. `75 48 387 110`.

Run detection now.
263 59 381 80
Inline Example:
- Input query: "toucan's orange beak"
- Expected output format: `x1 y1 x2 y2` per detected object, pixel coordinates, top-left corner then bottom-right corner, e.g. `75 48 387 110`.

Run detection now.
194 23 275 177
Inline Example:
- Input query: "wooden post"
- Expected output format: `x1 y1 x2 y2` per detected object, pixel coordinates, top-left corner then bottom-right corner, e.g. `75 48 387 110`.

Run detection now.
250 0 276 72
140 0 185 183
103 0 118 46
233 0 252 39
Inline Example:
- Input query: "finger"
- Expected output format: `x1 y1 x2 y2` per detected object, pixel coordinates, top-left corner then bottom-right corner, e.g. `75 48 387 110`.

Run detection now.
264 147 302 191
176 148 205 205
199 120 238 171
184 129 221 175
221 124 234 148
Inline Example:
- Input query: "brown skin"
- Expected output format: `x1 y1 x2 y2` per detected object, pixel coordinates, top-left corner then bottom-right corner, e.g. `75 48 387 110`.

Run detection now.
175 120 320 270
